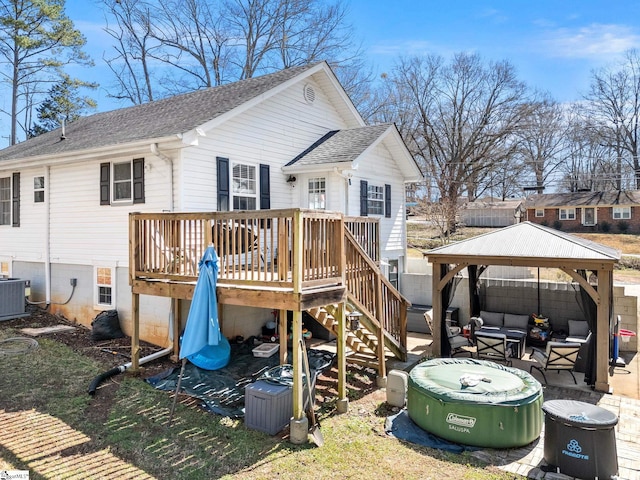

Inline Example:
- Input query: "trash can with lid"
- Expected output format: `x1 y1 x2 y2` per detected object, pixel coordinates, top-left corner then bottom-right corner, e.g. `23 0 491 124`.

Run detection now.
542 399 618 480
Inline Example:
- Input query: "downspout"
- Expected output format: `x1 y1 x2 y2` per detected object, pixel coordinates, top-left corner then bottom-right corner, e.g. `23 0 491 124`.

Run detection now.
151 143 174 211
44 165 51 305
334 167 353 214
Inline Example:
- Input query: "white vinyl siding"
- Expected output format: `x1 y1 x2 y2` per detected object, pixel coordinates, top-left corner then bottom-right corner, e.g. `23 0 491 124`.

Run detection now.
180 77 350 211
559 208 576 220
613 206 631 219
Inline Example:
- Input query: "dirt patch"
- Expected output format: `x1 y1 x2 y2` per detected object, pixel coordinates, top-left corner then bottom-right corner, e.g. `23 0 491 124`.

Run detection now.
5 306 175 370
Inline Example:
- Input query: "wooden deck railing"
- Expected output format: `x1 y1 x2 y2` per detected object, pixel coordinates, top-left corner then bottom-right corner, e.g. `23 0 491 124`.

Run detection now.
345 216 380 264
344 229 408 357
130 209 346 291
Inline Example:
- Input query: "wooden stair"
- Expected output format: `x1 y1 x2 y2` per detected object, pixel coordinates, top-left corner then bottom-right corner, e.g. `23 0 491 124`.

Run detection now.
306 304 385 371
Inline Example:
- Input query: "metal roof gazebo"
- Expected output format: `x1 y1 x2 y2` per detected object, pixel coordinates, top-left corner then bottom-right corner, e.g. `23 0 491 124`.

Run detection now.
425 221 620 393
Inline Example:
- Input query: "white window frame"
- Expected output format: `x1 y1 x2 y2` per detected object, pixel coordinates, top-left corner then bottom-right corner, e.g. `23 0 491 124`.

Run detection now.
0 176 10 225
613 206 631 220
535 208 544 218
232 162 257 210
367 184 384 216
112 161 133 203
582 207 597 226
559 208 576 220
308 177 326 210
94 266 116 309
34 176 45 203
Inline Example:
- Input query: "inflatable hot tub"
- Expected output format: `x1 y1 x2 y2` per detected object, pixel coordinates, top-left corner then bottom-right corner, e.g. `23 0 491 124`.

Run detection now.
407 358 543 448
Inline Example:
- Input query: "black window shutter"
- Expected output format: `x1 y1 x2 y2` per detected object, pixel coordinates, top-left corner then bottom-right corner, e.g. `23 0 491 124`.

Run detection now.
217 157 229 211
133 158 145 204
385 184 391 218
360 180 368 216
11 172 19 227
100 163 110 205
260 164 270 210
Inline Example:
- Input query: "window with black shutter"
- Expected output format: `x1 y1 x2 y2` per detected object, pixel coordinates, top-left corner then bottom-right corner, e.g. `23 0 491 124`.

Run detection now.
385 184 391 218
11 173 19 227
100 163 110 205
260 164 270 210
132 158 145 204
360 180 368 216
217 157 229 211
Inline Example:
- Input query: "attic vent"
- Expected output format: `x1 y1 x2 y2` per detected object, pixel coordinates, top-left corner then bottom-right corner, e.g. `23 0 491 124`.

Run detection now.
303 84 315 104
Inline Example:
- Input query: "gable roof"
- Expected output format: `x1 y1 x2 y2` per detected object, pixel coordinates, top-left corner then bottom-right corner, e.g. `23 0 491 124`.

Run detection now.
0 62 355 164
283 123 422 180
426 221 620 266
524 191 640 209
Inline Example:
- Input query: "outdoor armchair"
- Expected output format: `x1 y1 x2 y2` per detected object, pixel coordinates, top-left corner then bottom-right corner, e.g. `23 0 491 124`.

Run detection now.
475 330 512 366
423 311 472 358
529 341 581 384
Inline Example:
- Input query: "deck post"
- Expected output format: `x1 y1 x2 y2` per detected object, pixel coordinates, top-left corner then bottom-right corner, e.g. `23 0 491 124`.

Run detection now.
336 302 349 413
131 292 140 371
279 309 287 365
171 298 180 362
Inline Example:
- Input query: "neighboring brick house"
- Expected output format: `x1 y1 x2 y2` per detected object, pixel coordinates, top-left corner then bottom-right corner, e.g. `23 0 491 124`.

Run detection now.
524 190 640 233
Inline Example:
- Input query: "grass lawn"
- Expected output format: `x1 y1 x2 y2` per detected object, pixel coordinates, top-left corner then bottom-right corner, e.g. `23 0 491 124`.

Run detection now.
0 315 520 480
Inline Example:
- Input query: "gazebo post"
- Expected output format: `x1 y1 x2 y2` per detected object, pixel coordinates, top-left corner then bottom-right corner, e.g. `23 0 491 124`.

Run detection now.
595 269 612 393
431 261 443 357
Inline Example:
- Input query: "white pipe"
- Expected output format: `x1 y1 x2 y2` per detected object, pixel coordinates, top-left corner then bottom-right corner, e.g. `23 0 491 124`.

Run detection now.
151 143 174 211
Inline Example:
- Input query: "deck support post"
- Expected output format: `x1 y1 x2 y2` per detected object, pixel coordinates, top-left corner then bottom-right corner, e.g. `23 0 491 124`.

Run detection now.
279 309 287 365
336 302 349 413
170 298 180 362
131 292 140 372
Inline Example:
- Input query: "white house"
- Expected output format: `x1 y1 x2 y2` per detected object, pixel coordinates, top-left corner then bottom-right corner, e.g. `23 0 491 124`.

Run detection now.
0 61 421 347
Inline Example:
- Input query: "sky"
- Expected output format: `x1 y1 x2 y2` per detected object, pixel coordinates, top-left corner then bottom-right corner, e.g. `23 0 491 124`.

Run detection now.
37 0 640 112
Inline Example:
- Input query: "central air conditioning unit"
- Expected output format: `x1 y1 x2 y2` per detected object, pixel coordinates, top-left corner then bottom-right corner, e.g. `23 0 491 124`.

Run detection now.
0 278 28 321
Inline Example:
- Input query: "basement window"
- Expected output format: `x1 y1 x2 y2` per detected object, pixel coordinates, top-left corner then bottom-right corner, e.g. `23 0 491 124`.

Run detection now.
95 266 115 308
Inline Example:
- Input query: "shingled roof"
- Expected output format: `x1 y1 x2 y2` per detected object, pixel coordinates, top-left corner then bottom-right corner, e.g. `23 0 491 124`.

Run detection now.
524 191 640 208
284 124 393 167
0 63 320 162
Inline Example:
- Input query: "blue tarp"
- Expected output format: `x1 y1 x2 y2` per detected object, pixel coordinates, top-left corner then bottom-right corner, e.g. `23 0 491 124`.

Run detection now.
384 409 476 453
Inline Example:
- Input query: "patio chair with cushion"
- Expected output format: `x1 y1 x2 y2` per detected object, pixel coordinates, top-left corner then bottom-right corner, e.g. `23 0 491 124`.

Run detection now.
475 330 512 366
529 341 581 384
423 311 472 358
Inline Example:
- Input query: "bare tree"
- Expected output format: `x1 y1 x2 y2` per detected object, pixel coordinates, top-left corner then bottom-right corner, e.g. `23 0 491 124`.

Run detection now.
378 53 528 234
0 0 91 144
514 95 568 192
584 49 640 189
101 0 362 103
103 0 159 104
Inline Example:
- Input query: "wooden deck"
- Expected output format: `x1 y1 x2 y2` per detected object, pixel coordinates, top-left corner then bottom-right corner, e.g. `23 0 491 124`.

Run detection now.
128 208 409 424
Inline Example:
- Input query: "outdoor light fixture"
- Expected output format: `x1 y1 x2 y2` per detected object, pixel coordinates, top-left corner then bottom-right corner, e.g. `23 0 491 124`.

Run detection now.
286 175 297 187
348 311 362 330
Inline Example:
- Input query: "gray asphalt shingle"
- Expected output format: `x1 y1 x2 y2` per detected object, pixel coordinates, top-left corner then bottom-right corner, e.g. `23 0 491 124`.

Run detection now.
0 63 318 161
